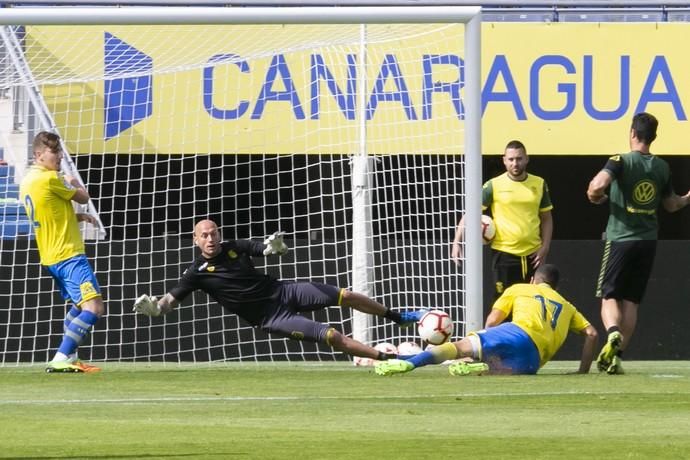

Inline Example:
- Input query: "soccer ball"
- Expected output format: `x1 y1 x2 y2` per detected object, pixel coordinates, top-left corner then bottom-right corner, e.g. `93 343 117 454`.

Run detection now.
417 310 454 345
353 356 374 367
374 342 398 355
481 214 496 245
353 342 397 366
397 341 423 357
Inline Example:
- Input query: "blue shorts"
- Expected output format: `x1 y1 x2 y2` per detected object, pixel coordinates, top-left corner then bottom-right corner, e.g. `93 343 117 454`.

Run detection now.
46 254 101 306
260 281 342 343
471 322 540 375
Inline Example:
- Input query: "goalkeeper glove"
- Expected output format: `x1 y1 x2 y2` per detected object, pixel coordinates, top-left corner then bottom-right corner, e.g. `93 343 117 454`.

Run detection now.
263 231 288 256
133 294 160 317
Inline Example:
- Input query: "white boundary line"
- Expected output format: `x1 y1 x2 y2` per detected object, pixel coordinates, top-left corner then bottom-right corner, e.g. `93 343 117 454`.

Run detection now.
2 388 688 405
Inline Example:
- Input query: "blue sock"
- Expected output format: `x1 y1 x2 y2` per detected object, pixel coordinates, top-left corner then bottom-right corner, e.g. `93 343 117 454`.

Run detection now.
407 350 436 368
407 342 458 368
63 305 81 333
57 310 100 356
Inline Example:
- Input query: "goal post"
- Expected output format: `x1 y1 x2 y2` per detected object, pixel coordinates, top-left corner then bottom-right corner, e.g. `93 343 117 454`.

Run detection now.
0 6 482 364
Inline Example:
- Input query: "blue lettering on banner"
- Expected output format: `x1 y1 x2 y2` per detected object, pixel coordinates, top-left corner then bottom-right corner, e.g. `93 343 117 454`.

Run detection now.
251 54 305 120
583 56 630 120
204 53 250 119
634 56 686 120
367 54 417 120
310 54 357 120
201 52 688 123
205 53 460 121
482 55 527 120
422 54 463 120
103 32 153 140
530 55 576 121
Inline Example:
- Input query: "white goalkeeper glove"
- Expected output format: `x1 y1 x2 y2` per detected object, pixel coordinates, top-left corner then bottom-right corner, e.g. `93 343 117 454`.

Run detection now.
263 231 288 256
133 294 160 317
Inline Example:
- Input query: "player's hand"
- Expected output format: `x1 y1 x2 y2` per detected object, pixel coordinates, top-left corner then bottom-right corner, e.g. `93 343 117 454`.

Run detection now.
263 231 288 256
451 241 463 266
530 247 548 269
77 213 98 225
133 294 160 317
589 193 608 205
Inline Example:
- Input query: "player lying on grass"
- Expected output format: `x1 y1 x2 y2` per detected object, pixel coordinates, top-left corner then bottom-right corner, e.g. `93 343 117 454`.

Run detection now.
133 219 425 362
376 264 598 376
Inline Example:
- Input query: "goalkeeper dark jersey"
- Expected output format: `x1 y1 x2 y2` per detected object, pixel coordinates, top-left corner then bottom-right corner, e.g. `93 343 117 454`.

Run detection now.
603 151 672 241
169 240 279 325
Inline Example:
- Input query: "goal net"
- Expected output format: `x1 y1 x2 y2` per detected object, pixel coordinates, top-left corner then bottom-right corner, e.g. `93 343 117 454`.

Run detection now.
0 6 482 364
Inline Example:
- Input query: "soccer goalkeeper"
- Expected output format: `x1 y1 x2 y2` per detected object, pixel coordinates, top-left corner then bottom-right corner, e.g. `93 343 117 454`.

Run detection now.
133 219 425 362
375 264 598 376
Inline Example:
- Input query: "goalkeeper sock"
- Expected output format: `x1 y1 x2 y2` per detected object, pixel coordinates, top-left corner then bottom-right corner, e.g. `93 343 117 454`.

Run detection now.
57 310 99 356
408 342 457 368
384 307 402 324
63 305 81 333
377 351 397 361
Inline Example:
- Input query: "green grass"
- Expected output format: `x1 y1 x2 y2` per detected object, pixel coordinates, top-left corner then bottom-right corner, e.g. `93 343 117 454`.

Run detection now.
1 361 689 459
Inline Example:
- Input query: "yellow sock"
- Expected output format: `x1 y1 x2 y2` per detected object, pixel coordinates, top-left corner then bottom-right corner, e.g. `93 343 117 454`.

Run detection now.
431 342 458 363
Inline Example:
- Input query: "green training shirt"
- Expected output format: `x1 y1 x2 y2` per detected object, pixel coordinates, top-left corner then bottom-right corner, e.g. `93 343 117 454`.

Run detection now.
603 151 672 241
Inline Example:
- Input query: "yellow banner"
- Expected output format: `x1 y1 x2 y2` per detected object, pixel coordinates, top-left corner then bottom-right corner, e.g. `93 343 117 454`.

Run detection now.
27 23 690 155
484 23 690 155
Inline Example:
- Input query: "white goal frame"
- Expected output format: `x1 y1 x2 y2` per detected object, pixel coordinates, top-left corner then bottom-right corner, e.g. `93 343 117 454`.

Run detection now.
0 5 483 361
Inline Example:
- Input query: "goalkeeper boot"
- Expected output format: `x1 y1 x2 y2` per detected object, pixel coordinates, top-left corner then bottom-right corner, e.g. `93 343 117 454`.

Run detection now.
448 361 489 376
606 355 625 375
45 361 82 373
374 359 415 376
596 331 623 372
398 309 428 328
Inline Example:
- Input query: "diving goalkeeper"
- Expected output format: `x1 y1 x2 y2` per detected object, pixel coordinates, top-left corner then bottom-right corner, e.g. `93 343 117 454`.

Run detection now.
133 219 425 361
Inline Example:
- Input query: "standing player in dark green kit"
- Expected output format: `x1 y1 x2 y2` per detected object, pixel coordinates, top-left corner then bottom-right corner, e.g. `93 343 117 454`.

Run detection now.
587 112 690 374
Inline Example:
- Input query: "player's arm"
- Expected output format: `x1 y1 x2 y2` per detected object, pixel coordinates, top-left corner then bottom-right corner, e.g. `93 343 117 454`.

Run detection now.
574 324 598 374
587 170 612 204
588 156 621 205
484 308 507 328
262 231 288 256
157 293 179 315
133 293 179 317
63 174 91 204
532 210 553 268
450 214 465 264
662 190 690 213
453 181 492 265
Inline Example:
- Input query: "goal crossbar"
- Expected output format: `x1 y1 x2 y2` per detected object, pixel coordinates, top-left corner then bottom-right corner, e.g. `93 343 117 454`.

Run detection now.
0 6 481 25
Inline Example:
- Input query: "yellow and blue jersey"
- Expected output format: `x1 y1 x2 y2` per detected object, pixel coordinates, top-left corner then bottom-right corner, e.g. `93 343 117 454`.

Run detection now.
482 173 553 256
492 282 590 367
19 165 85 265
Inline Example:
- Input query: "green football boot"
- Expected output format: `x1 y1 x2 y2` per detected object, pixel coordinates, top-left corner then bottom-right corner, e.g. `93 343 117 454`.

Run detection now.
45 361 82 373
374 359 415 376
448 361 489 376
606 355 625 375
596 331 623 372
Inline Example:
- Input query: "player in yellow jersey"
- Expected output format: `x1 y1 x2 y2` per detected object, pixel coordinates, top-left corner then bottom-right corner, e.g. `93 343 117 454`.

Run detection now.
375 264 598 376
19 131 103 373
452 140 553 299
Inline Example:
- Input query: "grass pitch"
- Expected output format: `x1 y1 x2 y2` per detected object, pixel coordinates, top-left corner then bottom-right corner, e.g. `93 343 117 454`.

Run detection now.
1 361 689 459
